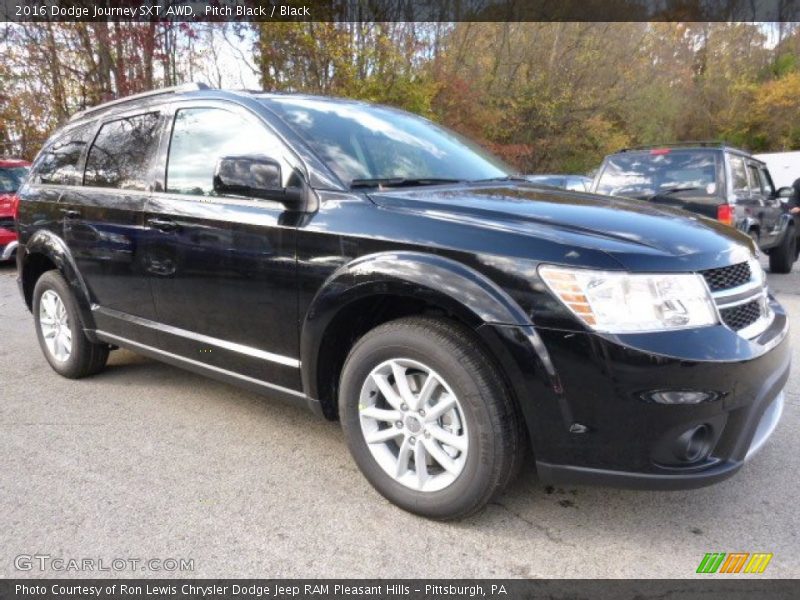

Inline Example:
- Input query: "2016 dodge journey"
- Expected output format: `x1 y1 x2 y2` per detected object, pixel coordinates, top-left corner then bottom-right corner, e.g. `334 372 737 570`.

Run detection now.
15 84 790 519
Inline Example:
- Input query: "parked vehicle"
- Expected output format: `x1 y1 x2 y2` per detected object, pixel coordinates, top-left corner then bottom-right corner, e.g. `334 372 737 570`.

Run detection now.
16 86 789 519
754 151 800 189
525 174 592 191
0 158 30 262
592 143 799 273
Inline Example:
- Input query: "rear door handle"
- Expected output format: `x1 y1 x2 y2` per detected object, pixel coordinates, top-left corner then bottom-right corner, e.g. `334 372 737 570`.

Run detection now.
60 209 81 219
147 217 179 232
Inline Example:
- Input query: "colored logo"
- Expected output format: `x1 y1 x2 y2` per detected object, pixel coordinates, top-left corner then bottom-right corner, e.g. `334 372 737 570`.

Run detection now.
696 552 773 574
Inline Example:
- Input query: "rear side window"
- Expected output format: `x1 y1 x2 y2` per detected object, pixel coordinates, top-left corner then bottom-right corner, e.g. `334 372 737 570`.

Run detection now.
729 155 749 194
84 113 161 191
30 123 95 185
747 164 762 194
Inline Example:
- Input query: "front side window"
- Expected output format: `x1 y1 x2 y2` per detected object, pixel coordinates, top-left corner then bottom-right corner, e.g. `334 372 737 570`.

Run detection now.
84 113 161 191
0 166 29 193
261 97 512 186
595 150 718 197
166 107 285 197
31 123 95 185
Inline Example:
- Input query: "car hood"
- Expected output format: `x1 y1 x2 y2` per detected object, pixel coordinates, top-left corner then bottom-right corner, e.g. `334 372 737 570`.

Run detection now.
368 183 754 271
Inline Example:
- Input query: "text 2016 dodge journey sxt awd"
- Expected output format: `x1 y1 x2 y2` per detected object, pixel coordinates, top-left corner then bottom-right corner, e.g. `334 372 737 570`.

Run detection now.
16 84 790 519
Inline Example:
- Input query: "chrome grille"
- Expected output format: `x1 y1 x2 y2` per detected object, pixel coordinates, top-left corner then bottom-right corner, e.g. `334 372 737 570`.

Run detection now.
700 262 751 292
719 300 762 331
704 258 770 337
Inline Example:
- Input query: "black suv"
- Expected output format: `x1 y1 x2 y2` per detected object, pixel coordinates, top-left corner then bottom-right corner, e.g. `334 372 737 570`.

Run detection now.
16 85 790 519
592 143 798 273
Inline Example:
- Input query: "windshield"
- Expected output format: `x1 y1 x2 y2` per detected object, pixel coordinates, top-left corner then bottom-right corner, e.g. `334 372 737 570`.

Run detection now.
261 97 514 187
595 150 719 197
0 166 29 194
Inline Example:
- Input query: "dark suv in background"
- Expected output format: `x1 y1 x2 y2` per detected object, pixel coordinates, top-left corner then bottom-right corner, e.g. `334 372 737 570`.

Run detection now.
592 143 798 273
15 85 790 519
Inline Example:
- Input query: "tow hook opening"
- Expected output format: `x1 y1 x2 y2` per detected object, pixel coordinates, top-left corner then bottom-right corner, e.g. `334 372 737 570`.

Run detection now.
674 424 713 464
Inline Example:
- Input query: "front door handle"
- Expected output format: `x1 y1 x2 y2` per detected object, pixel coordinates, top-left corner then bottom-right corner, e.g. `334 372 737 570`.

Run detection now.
60 209 81 219
147 217 179 232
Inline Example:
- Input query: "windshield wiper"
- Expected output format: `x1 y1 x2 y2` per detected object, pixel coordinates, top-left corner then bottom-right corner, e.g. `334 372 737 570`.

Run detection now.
471 175 529 183
653 186 703 196
350 177 464 189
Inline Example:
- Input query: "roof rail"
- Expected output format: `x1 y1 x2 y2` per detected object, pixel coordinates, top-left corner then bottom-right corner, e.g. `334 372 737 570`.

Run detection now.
69 82 212 122
619 141 748 153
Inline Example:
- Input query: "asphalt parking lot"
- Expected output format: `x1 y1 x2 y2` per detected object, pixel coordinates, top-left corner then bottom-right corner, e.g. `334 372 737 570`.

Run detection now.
1 259 798 579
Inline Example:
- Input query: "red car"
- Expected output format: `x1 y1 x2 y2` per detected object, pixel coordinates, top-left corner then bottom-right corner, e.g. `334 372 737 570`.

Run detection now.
0 158 30 262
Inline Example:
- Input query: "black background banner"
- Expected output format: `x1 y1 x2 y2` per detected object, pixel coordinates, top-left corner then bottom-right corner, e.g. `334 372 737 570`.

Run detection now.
3 0 800 23
1 580 800 600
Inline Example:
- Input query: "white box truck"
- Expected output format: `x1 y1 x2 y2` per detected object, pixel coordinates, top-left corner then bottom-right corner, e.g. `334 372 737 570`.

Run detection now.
755 151 800 189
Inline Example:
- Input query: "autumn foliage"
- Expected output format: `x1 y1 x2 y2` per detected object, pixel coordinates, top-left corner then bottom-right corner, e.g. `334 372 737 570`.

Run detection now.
2 22 799 174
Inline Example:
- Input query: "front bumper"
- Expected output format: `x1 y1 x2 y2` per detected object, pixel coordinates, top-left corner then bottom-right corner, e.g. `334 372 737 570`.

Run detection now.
481 295 790 491
536 391 784 490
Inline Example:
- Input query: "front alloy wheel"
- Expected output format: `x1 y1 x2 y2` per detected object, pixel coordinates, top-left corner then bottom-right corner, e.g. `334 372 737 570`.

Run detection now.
359 358 468 492
339 316 524 520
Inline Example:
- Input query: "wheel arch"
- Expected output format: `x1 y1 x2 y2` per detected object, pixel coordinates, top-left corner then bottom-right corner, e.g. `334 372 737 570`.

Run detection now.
300 251 534 419
20 229 97 332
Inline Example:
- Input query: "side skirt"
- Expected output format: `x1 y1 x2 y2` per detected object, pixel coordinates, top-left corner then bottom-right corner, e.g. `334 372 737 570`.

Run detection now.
93 330 323 415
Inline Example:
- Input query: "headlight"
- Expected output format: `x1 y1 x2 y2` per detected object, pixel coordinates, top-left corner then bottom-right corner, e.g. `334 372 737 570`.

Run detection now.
539 265 718 333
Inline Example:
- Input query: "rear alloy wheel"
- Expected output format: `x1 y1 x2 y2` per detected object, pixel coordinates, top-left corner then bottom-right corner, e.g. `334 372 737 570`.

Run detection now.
39 289 73 363
33 270 109 379
339 316 524 520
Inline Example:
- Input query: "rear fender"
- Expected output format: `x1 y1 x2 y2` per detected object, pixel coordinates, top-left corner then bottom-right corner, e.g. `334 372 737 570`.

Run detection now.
20 229 97 334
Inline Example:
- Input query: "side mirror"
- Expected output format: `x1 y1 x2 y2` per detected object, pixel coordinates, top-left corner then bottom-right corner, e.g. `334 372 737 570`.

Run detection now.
776 187 794 202
213 155 305 209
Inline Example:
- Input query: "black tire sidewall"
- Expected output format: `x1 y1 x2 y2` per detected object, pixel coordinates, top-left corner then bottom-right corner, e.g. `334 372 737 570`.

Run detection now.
770 226 795 273
340 323 503 519
33 271 89 378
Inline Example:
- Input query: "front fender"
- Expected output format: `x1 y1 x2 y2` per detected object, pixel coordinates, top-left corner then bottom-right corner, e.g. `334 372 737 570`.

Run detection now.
300 251 537 401
20 229 96 332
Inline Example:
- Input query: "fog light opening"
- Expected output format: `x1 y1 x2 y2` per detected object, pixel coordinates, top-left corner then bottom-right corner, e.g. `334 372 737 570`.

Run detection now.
645 389 718 404
674 424 713 463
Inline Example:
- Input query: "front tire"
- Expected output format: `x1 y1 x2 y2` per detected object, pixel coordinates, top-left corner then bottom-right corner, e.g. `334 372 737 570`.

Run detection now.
339 317 524 520
769 226 796 274
33 270 109 379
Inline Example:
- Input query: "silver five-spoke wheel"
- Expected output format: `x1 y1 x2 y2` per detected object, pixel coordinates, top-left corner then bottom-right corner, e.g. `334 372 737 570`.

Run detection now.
39 289 73 362
359 358 468 492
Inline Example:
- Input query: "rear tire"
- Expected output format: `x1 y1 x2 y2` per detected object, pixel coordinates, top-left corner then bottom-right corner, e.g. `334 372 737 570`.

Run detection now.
769 226 796 274
33 270 109 379
339 316 524 520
